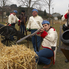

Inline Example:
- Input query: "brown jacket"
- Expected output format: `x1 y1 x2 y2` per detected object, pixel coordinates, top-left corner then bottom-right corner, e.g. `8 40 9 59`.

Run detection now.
18 14 27 25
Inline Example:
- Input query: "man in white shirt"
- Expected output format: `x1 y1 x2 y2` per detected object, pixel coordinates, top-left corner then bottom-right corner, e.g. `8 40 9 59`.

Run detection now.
26 9 43 52
8 10 20 40
8 10 20 27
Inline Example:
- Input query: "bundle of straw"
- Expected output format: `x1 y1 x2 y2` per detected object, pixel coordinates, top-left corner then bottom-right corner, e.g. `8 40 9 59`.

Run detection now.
0 44 38 69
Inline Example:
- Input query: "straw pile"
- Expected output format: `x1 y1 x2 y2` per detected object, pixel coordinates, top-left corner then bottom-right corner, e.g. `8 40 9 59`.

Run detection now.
0 42 4 52
0 44 38 69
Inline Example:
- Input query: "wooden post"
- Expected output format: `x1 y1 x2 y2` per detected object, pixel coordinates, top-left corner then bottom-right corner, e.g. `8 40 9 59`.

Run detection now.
58 25 62 51
23 15 29 48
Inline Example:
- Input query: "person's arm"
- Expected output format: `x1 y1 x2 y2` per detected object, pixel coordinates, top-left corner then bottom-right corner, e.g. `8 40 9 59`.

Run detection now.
62 10 69 21
8 15 12 24
37 28 48 37
44 28 57 42
37 28 57 41
40 31 48 38
62 15 66 21
64 11 69 19
15 15 20 26
8 15 12 26
16 16 20 22
40 28 57 42
64 13 68 19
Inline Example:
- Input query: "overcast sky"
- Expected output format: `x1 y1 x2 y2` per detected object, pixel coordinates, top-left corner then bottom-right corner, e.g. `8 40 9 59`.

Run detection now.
11 0 69 15
52 0 69 15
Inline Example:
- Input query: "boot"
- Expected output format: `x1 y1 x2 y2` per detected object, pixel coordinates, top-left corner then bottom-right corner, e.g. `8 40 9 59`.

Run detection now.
43 56 53 69
65 59 69 63
43 60 52 69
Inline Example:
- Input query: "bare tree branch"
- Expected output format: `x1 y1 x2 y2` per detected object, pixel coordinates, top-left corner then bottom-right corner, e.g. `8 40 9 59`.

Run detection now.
17 0 43 18
42 0 53 22
0 0 10 22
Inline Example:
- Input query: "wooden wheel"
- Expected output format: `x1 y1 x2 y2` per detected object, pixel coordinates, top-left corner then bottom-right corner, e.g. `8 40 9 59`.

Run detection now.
0 26 17 46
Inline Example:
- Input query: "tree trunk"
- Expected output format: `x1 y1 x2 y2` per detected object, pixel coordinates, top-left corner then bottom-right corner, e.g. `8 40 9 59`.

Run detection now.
27 0 31 19
2 8 3 22
49 0 50 22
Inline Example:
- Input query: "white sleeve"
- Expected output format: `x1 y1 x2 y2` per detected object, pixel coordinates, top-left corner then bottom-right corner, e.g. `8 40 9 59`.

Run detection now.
8 15 12 24
62 15 65 21
45 29 57 42
16 16 19 22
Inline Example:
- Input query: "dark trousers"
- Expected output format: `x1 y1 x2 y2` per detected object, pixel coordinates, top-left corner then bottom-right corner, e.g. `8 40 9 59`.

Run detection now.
11 23 15 27
36 48 54 65
31 29 41 52
10 23 15 40
20 25 25 35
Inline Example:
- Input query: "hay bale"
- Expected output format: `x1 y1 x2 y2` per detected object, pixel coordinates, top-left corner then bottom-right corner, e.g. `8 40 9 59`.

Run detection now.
0 44 38 69
0 42 4 52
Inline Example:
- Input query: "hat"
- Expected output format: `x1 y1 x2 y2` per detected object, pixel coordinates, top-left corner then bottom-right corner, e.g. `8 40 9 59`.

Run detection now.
21 10 25 12
42 20 50 25
32 9 38 12
13 10 17 13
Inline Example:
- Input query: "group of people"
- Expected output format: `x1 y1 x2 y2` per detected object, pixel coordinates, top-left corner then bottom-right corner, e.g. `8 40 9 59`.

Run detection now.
26 9 58 69
8 8 69 69
8 10 27 35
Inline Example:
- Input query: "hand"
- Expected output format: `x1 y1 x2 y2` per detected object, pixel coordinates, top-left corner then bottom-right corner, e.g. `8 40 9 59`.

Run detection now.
25 29 27 32
9 24 11 26
40 28 44 33
18 23 20 26
18 22 20 26
28 29 31 32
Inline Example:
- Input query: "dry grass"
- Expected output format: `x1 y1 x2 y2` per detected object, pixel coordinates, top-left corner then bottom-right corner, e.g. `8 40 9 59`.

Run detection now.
0 43 37 69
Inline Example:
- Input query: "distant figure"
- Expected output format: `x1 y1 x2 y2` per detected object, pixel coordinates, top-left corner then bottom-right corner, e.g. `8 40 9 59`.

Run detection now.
8 10 20 27
8 10 20 40
26 9 43 52
18 10 27 35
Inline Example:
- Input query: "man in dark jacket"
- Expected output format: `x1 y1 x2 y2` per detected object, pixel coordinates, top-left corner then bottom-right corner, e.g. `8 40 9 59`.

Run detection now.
18 10 27 35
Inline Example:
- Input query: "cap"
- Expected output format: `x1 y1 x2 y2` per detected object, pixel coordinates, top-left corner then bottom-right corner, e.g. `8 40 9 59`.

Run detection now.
13 10 18 13
21 10 25 12
32 9 38 12
42 20 50 25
